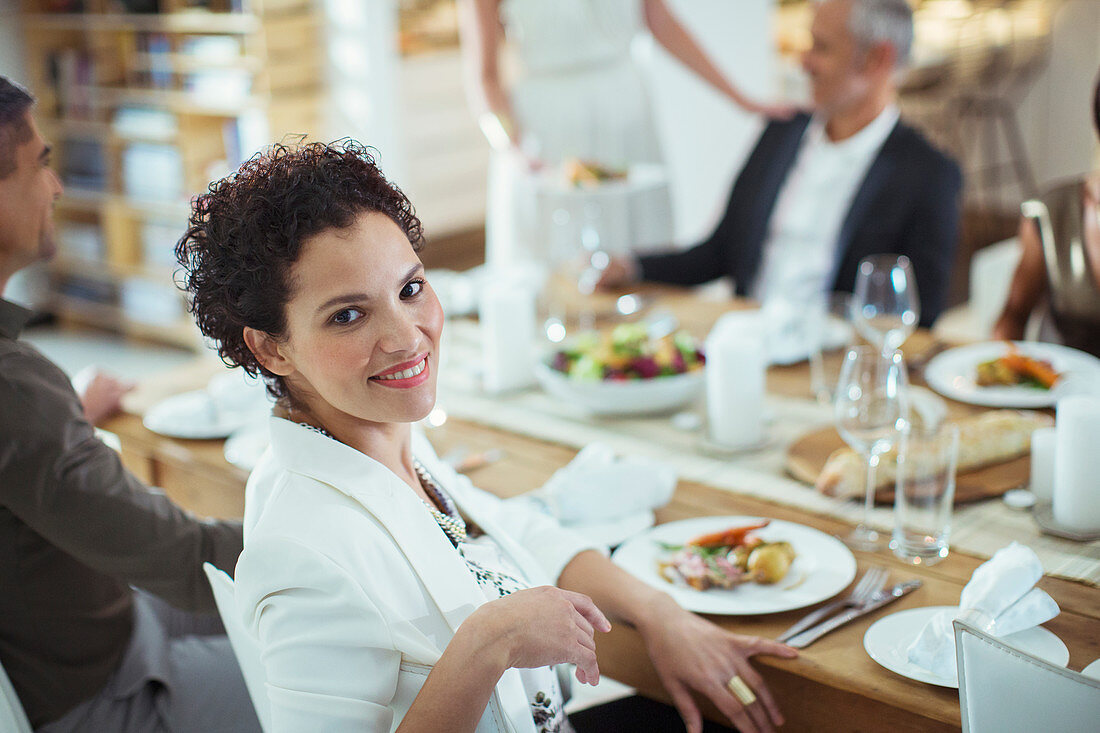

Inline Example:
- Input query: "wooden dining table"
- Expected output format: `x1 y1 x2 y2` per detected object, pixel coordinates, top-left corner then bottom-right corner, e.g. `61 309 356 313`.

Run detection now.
103 287 1100 732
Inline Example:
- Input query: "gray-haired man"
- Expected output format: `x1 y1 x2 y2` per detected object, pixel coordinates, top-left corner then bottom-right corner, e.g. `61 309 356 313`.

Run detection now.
0 76 259 732
599 0 962 328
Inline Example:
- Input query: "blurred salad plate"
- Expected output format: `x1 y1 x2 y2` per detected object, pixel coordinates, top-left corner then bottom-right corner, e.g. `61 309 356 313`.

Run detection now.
535 323 705 416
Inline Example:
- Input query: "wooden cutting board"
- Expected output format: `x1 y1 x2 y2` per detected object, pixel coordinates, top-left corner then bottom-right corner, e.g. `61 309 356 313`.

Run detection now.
786 426 1031 505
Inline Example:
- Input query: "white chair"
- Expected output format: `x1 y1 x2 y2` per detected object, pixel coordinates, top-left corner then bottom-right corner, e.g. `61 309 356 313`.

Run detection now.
0 657 33 733
203 562 271 732
954 619 1100 733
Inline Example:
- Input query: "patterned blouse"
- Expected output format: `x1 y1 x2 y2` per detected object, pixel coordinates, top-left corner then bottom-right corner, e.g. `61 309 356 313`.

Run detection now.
417 462 573 733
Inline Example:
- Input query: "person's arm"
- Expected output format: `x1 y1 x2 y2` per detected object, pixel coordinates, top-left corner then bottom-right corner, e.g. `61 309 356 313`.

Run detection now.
74 368 133 426
240 536 608 733
0 352 241 613
642 0 794 119
992 217 1047 341
403 586 609 732
597 165 753 292
559 550 796 733
457 0 527 156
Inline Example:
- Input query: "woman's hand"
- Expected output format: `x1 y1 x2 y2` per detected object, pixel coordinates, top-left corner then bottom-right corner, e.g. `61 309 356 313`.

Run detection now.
465 586 611 685
637 596 797 733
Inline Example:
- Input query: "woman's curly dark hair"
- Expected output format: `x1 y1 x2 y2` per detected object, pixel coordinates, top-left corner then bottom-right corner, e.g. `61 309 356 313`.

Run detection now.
175 139 424 400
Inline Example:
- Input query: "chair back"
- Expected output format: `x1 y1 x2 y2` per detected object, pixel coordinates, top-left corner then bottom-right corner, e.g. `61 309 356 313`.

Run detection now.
954 619 1100 733
0 657 32 733
203 562 272 732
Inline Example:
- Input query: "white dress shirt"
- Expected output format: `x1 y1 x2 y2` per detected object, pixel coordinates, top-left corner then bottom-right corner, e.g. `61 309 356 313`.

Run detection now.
749 105 900 304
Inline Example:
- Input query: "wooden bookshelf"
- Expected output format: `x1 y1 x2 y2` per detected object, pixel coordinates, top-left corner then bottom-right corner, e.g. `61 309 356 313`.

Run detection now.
20 0 324 349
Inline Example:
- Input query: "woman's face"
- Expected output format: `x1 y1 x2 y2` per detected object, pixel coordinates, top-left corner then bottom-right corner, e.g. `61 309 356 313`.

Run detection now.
260 210 444 431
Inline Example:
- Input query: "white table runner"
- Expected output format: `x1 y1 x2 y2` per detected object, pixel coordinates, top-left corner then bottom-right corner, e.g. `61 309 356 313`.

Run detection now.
439 319 1100 586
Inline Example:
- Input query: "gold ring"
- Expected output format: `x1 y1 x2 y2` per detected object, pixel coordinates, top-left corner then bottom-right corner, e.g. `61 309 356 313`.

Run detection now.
727 675 757 706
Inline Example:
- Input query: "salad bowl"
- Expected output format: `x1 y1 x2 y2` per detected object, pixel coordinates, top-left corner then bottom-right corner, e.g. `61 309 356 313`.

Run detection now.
534 324 705 416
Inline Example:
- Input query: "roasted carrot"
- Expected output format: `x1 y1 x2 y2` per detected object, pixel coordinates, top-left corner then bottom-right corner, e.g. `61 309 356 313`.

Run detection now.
688 520 770 548
1002 345 1061 389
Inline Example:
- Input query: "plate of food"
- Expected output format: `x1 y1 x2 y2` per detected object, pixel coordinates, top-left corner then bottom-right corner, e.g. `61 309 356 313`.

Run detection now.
610 516 857 615
539 160 667 196
535 323 705 415
923 341 1100 408
563 158 628 187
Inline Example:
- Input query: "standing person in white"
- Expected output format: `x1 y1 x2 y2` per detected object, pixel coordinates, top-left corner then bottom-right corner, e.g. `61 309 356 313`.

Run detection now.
176 140 797 733
459 0 791 268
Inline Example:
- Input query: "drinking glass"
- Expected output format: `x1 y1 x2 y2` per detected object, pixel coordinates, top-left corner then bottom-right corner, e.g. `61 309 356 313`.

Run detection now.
834 346 910 551
576 202 609 299
545 203 605 336
851 254 920 354
807 292 854 405
891 424 959 565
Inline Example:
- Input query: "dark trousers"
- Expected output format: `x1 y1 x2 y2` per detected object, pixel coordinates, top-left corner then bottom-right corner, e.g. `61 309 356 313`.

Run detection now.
571 695 738 732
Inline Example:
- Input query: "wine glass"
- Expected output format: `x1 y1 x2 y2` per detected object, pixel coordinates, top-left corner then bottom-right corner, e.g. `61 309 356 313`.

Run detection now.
834 345 910 551
851 254 920 355
576 203 608 293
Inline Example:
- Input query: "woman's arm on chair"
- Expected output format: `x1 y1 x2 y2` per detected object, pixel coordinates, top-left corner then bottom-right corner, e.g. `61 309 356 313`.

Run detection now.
400 586 609 732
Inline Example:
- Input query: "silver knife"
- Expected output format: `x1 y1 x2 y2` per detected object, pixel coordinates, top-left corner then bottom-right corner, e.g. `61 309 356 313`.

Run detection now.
785 580 922 649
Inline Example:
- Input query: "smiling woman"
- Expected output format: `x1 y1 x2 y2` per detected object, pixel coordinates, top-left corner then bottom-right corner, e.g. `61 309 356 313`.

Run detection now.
175 140 796 733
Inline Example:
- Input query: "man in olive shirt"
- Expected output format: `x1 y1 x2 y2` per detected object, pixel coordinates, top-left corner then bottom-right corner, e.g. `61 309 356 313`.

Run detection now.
0 78 259 731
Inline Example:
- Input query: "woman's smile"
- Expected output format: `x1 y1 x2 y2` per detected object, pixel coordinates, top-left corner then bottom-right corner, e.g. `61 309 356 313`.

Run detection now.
370 354 430 388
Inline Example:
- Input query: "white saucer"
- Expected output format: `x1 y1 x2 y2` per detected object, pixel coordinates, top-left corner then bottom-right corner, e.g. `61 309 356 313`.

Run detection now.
696 430 774 457
863 605 1069 687
143 390 262 440
223 422 271 472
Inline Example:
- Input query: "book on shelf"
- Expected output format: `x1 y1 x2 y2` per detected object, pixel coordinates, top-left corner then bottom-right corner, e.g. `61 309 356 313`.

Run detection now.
60 138 107 190
49 48 96 120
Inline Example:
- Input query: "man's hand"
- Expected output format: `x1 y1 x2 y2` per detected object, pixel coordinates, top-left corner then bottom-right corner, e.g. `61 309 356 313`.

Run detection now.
75 368 134 426
594 255 641 291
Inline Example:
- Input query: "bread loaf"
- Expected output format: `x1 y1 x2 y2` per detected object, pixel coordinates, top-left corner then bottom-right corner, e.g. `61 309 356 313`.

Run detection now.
816 410 1053 498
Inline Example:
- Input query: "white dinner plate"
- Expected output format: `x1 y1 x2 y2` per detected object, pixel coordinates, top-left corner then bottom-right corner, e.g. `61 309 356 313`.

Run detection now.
223 422 271 473
923 341 1100 408
863 605 1069 687
610 516 857 615
143 390 263 440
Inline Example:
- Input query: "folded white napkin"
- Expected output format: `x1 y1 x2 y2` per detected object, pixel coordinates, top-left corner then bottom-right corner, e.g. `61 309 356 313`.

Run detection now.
533 443 677 524
907 542 1060 679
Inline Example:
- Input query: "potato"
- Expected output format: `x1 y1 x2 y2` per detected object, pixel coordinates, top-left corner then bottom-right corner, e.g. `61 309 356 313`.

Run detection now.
747 543 793 584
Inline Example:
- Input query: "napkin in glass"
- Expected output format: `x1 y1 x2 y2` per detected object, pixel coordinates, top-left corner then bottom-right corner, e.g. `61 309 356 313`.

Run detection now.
527 443 677 524
906 542 1059 679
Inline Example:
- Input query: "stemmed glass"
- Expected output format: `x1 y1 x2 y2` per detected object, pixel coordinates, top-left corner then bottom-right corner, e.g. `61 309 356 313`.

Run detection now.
851 254 920 355
834 345 910 551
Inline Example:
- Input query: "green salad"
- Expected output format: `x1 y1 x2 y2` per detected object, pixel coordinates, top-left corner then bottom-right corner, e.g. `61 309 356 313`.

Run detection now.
550 323 705 381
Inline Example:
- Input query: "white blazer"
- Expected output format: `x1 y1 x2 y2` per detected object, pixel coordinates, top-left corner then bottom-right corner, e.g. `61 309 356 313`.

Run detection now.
235 418 596 733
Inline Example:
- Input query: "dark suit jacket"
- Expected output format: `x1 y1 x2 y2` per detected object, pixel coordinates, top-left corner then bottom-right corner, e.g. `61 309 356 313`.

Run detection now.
639 113 963 327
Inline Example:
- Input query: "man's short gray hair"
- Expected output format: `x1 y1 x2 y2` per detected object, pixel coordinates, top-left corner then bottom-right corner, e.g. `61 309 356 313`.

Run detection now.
819 0 915 69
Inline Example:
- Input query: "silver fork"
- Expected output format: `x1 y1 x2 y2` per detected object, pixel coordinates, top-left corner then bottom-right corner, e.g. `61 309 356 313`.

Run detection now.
776 565 889 643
